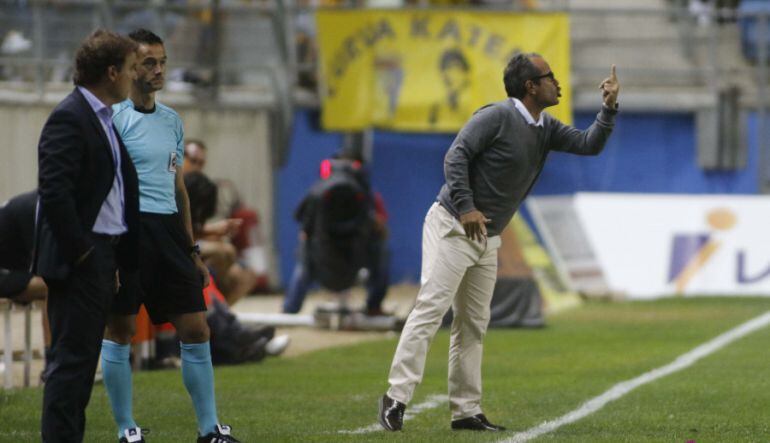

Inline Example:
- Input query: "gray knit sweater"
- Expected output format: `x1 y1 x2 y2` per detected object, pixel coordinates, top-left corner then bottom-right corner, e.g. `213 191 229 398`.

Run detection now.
437 98 617 237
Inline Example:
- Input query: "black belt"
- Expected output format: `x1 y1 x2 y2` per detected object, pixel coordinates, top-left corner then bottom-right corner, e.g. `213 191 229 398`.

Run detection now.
93 233 122 245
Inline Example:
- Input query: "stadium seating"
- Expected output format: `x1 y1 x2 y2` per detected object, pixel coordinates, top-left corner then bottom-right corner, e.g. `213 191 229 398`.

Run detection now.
739 0 770 62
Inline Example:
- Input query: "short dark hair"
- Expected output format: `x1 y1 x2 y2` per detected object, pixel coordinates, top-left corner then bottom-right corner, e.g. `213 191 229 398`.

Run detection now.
184 171 218 235
73 29 137 87
503 52 543 99
185 139 207 151
128 28 164 46
440 48 469 72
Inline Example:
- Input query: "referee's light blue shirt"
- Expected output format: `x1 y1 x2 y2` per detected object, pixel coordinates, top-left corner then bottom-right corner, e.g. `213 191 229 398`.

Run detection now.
112 99 185 215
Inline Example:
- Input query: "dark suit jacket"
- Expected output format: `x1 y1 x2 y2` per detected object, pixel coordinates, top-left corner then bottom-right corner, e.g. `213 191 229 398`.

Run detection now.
33 87 140 280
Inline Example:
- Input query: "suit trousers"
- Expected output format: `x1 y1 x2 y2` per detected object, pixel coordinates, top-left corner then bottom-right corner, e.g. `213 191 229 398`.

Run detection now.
42 236 118 443
387 202 500 419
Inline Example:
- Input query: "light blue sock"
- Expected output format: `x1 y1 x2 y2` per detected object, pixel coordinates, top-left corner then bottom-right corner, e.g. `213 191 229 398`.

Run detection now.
101 340 137 437
181 341 219 435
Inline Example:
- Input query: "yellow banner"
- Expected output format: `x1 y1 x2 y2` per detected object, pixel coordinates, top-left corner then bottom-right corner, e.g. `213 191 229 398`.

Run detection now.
317 11 571 132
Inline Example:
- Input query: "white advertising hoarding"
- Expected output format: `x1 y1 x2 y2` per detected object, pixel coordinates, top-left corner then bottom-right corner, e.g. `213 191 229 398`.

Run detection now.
526 196 609 296
573 193 770 299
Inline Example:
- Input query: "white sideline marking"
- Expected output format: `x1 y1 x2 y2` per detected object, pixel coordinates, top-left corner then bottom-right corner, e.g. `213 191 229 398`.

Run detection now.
338 394 448 434
502 310 770 443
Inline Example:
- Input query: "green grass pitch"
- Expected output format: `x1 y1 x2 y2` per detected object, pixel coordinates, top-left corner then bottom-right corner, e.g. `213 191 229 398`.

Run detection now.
3 297 770 442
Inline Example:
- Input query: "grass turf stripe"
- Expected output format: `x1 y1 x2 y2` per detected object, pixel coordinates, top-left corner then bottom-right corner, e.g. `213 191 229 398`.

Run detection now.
501 310 770 443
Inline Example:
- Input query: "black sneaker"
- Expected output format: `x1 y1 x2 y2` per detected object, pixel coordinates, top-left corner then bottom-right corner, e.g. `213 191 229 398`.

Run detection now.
197 424 240 443
118 426 149 442
451 413 506 431
378 394 406 431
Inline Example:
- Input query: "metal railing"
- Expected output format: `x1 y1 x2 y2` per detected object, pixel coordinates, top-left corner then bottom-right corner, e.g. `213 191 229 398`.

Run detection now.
1 1 770 182
0 1 291 98
0 2 760 101
1 300 35 389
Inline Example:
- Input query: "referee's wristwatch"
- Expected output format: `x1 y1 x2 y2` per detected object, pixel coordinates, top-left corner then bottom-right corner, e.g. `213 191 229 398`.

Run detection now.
190 243 201 257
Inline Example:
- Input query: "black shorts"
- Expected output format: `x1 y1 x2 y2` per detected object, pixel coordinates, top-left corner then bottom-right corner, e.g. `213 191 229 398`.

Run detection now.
113 212 205 324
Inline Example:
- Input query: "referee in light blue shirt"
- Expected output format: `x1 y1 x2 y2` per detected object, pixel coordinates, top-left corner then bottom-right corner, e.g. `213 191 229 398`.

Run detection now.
102 29 240 443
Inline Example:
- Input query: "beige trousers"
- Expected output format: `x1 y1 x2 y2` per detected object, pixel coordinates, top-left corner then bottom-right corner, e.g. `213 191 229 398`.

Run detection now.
387 202 500 420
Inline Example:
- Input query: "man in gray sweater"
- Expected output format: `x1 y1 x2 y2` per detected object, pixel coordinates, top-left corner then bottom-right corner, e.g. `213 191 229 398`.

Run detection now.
378 53 620 432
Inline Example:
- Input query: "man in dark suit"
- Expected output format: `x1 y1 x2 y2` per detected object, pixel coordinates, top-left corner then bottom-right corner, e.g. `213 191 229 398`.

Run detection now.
34 29 139 443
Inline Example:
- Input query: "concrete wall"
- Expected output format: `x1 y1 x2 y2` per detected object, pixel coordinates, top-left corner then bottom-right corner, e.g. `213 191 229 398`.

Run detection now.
0 99 278 283
0 103 48 201
176 105 278 282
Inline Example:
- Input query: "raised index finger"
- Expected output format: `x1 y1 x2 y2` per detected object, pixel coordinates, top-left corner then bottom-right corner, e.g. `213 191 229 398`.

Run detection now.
610 64 617 80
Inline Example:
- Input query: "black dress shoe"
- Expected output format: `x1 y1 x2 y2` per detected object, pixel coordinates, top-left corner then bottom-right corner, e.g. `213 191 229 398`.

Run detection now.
451 413 506 431
378 394 406 431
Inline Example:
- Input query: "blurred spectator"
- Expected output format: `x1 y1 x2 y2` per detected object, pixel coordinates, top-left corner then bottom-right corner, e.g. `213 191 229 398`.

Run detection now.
0 190 51 380
686 0 740 25
185 171 221 240
295 0 319 91
166 5 217 92
185 171 289 364
183 164 251 304
690 0 715 26
0 191 45 303
715 0 740 23
283 155 391 316
183 140 244 238
0 1 32 82
1 30 31 55
184 139 270 304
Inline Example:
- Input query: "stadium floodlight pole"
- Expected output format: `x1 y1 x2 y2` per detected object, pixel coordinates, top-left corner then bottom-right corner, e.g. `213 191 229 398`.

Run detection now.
758 12 769 193
99 1 114 30
278 0 298 84
707 8 719 92
211 0 223 101
31 3 44 99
